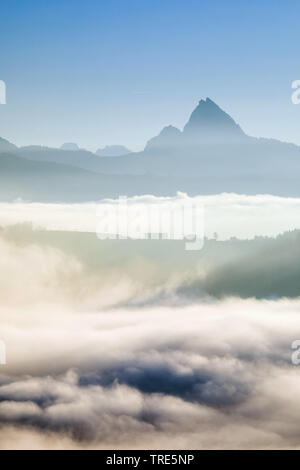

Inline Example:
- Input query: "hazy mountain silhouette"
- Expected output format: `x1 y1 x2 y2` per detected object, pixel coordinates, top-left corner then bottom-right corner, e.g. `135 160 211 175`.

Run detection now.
96 145 131 157
2 97 300 200
78 98 300 196
15 145 110 172
183 98 245 142
60 142 81 151
146 126 182 150
0 137 17 153
0 152 170 201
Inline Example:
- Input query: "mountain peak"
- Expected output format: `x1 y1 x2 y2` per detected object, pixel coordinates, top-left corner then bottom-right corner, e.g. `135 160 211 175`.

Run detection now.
145 126 181 150
199 97 216 105
183 98 245 141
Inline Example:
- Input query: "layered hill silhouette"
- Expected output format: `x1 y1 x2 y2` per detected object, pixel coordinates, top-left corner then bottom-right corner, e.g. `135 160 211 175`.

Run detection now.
60 142 81 151
0 136 18 153
1 97 300 201
96 145 131 157
0 152 167 201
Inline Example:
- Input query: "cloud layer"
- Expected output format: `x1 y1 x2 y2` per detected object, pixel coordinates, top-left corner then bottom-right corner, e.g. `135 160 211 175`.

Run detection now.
1 192 300 240
1 232 300 449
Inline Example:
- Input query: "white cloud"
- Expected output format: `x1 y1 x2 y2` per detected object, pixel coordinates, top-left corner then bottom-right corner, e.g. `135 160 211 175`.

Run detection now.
1 192 300 239
0 233 300 448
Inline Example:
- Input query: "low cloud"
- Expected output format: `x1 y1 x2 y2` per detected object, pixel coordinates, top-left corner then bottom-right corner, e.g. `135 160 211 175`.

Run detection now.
1 192 300 240
0 231 300 449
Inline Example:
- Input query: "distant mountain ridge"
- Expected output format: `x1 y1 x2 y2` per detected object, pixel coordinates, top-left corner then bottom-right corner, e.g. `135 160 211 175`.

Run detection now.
60 143 81 151
0 137 18 153
1 97 300 200
96 145 131 157
0 152 169 201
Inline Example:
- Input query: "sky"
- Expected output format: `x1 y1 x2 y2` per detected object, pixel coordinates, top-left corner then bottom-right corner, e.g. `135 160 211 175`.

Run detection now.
0 0 300 151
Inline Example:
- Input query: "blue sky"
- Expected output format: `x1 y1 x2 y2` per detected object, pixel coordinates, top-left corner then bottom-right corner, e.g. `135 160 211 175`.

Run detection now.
0 0 300 150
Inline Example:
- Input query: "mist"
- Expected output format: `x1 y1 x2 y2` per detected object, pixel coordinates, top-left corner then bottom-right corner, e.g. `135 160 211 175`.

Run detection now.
0 228 300 449
1 192 300 240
